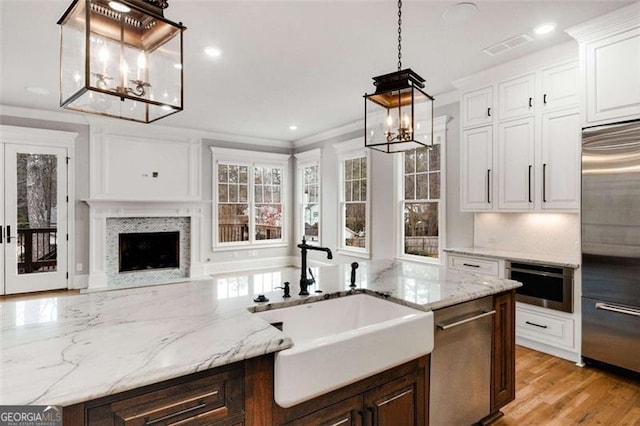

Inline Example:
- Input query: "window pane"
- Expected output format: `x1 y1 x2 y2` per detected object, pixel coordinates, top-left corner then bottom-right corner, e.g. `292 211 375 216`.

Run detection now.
405 175 415 200
405 151 416 174
416 148 428 173
255 204 282 240
218 204 249 242
272 185 281 203
254 168 263 185
416 174 428 200
404 202 438 258
345 159 353 180
353 158 361 178
218 184 228 202
353 181 361 202
239 166 248 184
429 172 440 199
264 168 272 185
345 203 366 248
229 165 238 183
361 179 367 202
229 185 238 202
272 168 281 185
239 184 248 202
345 181 352 202
360 157 367 177
264 186 273 203
305 165 317 184
429 145 441 171
304 203 319 242
254 185 263 204
218 164 228 183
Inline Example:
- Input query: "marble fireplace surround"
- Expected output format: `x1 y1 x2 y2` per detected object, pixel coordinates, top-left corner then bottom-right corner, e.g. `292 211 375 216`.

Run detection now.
84 200 206 290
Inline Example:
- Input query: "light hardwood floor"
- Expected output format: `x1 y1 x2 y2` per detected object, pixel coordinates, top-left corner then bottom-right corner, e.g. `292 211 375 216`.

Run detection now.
494 346 640 426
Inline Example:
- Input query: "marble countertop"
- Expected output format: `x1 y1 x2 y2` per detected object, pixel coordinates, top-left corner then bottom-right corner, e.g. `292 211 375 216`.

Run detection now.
445 247 580 268
0 259 520 407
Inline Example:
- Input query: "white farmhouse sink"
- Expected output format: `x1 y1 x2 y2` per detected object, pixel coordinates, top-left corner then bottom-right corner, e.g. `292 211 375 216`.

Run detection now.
254 294 434 408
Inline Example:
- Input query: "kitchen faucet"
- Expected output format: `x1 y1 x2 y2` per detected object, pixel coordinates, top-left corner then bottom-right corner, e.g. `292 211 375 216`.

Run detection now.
297 237 333 296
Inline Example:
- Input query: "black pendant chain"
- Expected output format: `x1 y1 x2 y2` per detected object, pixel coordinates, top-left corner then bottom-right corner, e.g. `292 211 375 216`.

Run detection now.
397 0 403 71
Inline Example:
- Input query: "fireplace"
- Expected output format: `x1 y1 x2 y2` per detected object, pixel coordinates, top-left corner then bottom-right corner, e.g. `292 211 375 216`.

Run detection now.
119 231 180 272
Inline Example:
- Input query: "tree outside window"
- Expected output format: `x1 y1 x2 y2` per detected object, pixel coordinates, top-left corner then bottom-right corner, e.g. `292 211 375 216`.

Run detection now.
302 164 320 242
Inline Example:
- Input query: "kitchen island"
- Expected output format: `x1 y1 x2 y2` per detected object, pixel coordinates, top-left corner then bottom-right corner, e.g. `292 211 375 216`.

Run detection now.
0 259 521 425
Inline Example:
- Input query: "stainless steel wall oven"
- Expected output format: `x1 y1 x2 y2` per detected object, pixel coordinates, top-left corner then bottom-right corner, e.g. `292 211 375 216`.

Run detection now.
506 261 574 313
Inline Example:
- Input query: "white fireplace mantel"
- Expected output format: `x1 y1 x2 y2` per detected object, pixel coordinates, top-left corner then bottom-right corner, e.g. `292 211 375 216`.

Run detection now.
84 199 209 290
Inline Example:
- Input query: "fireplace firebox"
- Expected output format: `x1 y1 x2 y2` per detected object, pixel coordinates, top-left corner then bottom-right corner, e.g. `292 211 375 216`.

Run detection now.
119 231 180 272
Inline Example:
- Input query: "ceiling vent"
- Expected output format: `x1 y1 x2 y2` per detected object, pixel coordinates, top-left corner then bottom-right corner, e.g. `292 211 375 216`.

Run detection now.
483 34 533 56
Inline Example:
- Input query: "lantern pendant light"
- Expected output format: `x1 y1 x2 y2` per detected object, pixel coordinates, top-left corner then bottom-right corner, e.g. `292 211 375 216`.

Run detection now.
364 0 434 153
58 0 186 123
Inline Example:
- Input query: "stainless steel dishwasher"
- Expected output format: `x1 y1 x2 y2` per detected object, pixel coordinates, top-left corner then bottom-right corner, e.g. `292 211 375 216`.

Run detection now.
429 296 495 426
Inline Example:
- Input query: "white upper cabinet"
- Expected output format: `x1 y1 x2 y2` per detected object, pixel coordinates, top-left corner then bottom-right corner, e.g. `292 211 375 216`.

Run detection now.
498 74 536 121
567 3 640 126
459 58 580 213
541 61 579 112
497 117 535 210
461 125 493 211
541 109 581 210
462 86 493 128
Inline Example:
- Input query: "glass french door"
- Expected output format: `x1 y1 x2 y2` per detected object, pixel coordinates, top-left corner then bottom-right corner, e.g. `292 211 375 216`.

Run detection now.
1 143 68 294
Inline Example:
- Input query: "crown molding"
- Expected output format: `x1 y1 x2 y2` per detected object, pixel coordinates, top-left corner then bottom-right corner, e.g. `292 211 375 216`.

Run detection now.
566 2 640 43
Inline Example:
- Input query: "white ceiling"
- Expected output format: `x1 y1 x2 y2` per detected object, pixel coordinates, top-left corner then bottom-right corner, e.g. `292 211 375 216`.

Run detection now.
0 0 631 143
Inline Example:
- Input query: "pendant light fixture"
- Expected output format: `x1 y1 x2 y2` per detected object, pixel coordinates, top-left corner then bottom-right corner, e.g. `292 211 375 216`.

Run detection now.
364 0 434 153
57 0 186 123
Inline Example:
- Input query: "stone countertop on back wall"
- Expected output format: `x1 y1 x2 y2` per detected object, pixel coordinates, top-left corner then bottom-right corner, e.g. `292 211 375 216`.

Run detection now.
445 247 580 269
0 259 520 407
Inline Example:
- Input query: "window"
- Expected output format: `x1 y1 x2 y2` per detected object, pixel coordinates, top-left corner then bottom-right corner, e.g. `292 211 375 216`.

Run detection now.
335 140 370 256
212 148 290 248
398 117 446 261
295 149 321 244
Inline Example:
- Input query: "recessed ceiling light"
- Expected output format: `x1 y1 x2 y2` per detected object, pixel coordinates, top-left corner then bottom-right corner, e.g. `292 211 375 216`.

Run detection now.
204 46 222 58
442 2 477 23
108 1 131 13
25 87 50 95
289 125 298 131
534 22 557 35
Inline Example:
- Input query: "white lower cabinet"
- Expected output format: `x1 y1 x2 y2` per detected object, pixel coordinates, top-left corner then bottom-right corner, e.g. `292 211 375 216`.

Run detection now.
516 303 578 362
448 254 502 277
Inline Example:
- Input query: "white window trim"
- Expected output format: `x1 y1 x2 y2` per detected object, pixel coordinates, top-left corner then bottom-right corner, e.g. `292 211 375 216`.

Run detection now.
294 148 322 246
333 138 371 258
394 116 448 264
211 147 291 250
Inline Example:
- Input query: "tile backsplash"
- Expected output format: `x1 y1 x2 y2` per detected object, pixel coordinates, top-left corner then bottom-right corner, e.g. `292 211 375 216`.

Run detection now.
474 213 580 262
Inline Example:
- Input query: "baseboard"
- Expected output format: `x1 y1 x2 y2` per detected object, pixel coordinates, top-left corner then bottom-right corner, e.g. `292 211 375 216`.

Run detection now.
71 274 89 290
516 336 580 363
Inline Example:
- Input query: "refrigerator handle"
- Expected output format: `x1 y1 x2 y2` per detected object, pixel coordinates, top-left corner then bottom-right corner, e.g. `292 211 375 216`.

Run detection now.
542 163 547 203
595 302 640 317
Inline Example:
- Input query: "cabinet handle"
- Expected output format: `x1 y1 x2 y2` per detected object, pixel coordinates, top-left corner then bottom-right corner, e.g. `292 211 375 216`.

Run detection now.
528 165 532 203
463 263 480 268
0 226 3 244
358 410 366 424
487 169 491 204
437 310 496 330
543 94 547 105
528 97 533 108
595 303 640 317
6 225 11 243
487 107 492 117
525 321 548 329
543 163 547 203
378 389 414 406
144 402 206 425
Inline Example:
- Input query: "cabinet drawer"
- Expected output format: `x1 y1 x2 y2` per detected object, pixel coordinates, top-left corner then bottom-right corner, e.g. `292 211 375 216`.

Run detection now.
87 367 244 425
516 305 575 349
448 255 500 276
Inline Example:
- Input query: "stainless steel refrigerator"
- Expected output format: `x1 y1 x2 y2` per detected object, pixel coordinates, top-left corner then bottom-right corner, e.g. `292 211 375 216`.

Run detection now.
582 120 640 374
